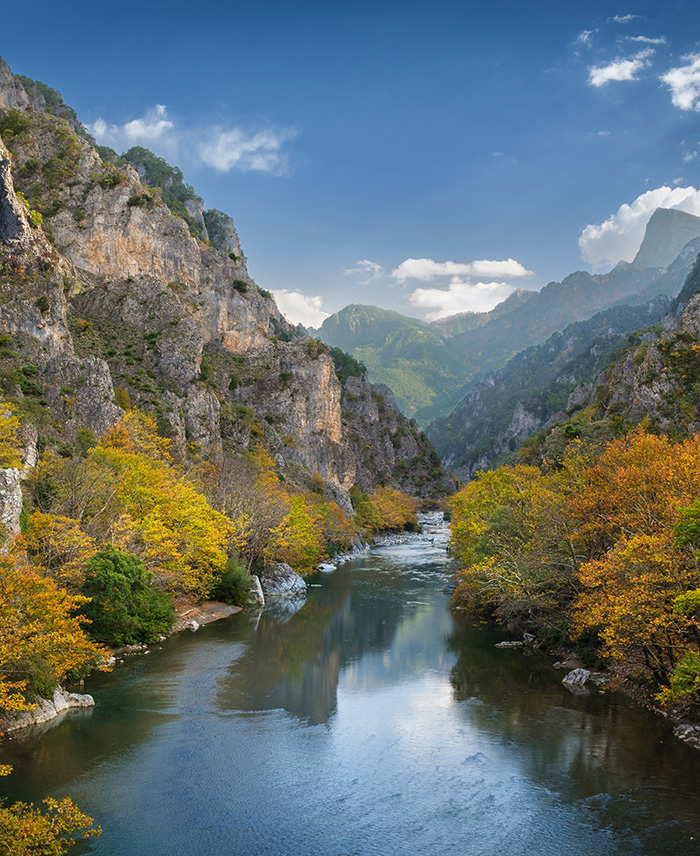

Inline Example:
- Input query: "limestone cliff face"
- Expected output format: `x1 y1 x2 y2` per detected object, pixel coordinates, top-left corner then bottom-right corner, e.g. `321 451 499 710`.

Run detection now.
0 57 451 500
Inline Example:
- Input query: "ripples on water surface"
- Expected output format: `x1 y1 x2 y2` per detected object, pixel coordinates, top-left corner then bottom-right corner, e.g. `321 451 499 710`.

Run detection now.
3 521 700 855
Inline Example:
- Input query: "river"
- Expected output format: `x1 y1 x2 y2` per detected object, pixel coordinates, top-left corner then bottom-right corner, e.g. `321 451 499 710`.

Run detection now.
3 517 700 855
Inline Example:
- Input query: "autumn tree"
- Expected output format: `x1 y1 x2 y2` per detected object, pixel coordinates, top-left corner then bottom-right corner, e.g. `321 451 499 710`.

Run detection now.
0 549 107 709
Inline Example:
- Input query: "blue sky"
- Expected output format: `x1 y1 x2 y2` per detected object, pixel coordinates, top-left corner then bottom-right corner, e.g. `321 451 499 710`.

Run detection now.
3 0 700 325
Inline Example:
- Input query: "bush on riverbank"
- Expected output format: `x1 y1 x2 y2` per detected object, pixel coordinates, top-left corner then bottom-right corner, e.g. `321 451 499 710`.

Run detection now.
450 428 700 709
79 548 174 646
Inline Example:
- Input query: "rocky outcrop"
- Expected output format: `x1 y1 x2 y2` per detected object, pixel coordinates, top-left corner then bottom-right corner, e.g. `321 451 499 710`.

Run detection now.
0 467 22 542
0 687 94 733
261 562 308 595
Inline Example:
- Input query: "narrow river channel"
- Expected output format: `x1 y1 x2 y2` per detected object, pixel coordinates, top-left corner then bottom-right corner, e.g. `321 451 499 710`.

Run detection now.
3 517 700 855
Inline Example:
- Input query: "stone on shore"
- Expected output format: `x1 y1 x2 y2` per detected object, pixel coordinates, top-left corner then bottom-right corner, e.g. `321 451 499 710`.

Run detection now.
0 687 94 733
261 562 307 596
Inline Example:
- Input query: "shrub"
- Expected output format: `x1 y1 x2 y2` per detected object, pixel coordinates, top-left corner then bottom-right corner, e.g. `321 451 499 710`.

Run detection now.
0 109 30 141
35 295 50 313
79 548 174 646
209 558 252 606
233 279 248 294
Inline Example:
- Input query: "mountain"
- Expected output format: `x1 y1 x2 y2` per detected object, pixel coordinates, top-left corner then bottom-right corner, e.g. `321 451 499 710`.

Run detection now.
632 207 700 270
317 233 700 427
0 57 454 503
426 297 670 480
513 254 700 467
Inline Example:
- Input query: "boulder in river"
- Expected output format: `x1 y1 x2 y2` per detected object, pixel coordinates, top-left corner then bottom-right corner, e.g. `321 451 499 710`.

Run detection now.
562 668 591 687
261 562 307 596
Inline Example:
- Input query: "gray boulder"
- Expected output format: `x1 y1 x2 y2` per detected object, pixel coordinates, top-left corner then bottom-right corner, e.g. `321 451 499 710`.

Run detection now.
261 562 307 596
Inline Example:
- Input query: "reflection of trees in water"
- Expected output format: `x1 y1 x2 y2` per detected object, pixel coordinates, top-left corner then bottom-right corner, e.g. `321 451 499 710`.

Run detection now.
218 563 435 725
0 647 189 803
447 612 700 843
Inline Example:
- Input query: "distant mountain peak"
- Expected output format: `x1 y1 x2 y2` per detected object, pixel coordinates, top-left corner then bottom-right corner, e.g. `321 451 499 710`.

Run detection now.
633 207 700 270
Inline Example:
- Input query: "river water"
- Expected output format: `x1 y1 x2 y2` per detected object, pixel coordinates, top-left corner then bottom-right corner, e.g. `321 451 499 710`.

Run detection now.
3 518 700 855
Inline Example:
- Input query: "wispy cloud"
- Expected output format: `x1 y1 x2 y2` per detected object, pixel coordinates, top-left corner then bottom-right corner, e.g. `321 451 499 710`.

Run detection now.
579 185 700 269
390 257 532 283
87 105 297 176
608 14 640 24
344 259 384 282
661 53 700 111
199 127 297 175
588 49 654 86
627 35 667 45
576 29 597 47
272 290 329 328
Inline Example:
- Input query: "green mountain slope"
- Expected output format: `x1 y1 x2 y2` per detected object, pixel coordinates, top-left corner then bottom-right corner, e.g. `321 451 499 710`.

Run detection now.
317 232 700 427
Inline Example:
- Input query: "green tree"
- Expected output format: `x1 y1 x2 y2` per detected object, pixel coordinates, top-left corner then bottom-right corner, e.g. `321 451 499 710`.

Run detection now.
79 548 174 646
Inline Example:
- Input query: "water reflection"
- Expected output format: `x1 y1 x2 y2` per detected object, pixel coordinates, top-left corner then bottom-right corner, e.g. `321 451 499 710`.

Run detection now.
217 543 452 725
2 528 700 855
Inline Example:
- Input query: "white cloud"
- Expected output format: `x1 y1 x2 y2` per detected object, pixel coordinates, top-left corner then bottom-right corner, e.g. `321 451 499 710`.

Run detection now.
628 35 667 45
199 127 297 175
588 49 653 86
272 289 329 328
576 29 596 47
661 53 700 111
609 14 640 23
88 105 297 176
88 105 174 149
390 257 532 283
409 280 517 321
345 259 384 281
578 185 700 269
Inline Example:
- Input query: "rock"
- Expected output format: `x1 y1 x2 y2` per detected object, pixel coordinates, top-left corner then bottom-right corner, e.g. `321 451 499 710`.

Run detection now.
260 562 307 596
249 575 265 606
0 687 94 733
495 640 524 648
674 724 700 748
0 467 22 542
318 562 336 572
562 668 591 686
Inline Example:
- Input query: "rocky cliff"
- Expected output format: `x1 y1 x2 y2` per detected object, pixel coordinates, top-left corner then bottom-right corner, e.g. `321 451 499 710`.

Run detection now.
0 57 452 504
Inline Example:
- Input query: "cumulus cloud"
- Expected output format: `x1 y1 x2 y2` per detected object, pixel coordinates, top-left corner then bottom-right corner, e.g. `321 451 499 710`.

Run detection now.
88 105 296 175
409 280 517 321
390 257 532 283
88 105 174 149
199 127 297 175
661 53 700 111
272 290 329 328
588 49 653 86
578 185 700 269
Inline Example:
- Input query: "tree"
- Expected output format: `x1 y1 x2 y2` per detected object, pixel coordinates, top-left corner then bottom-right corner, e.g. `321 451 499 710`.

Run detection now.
0 549 107 709
24 511 96 589
0 793 100 855
79 548 174 646
0 401 22 469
